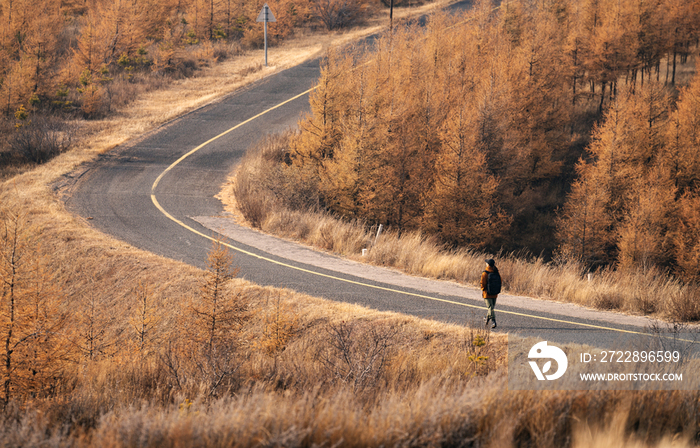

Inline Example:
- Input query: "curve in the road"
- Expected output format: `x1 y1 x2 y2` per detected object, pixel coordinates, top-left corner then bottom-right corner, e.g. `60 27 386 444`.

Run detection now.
65 1 696 350
149 87 659 341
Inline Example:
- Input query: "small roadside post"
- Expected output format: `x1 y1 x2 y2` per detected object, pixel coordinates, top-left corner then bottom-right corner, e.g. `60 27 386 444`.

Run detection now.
256 3 276 67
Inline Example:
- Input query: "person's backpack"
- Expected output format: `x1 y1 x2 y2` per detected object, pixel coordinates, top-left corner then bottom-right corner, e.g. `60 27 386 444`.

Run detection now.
485 270 501 295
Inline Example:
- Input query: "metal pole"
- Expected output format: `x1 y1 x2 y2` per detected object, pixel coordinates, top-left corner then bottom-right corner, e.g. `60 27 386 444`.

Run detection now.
374 224 383 246
264 6 268 67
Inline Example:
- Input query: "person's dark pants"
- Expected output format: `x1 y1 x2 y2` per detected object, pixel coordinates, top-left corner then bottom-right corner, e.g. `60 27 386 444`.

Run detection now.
484 297 497 323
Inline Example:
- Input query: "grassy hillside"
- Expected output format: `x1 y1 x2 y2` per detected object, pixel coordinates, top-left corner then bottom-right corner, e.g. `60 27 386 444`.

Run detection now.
2 180 699 445
1 1 699 446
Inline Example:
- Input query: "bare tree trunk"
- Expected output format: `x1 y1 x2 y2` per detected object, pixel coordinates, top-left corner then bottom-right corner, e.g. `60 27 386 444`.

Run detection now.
2 219 19 408
672 50 677 85
209 0 214 40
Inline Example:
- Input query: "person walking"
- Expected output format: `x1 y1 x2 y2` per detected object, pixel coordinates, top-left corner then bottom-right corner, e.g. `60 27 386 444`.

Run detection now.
481 258 501 329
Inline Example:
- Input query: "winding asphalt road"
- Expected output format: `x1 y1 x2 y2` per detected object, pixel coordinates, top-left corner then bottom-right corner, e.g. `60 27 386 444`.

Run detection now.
63 3 695 353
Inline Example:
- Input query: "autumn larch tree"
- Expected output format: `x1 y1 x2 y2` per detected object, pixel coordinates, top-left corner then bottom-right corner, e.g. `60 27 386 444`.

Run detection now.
673 192 700 283
556 163 615 267
664 72 700 279
173 238 248 396
1 208 67 406
129 280 161 357
663 71 700 194
558 80 673 270
616 168 676 271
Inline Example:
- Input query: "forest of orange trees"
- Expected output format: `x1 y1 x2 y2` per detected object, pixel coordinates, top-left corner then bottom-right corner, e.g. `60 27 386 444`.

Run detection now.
267 0 700 281
0 0 382 122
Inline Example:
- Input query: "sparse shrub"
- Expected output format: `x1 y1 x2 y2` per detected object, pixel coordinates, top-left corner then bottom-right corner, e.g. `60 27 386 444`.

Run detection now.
665 289 700 323
176 57 199 78
129 281 162 356
9 115 75 164
257 293 299 357
464 326 492 377
241 26 264 49
234 132 320 228
318 320 397 392
593 291 624 311
633 294 657 315
234 169 272 228
78 85 107 118
75 292 118 361
313 0 370 30
211 41 240 61
315 220 336 251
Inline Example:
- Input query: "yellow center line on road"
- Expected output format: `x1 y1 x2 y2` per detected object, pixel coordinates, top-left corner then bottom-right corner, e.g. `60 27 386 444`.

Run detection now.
151 87 315 192
149 12 690 343
148 88 669 340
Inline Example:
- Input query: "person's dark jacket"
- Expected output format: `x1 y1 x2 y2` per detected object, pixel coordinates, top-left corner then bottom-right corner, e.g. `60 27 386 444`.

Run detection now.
481 265 499 299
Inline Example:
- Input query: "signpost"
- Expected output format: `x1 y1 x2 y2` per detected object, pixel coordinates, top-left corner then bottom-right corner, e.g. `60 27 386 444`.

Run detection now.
256 3 276 67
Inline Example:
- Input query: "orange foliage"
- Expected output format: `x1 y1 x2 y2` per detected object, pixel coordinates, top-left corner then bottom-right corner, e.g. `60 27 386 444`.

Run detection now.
1 209 69 406
673 192 700 282
559 71 700 277
285 0 700 265
0 0 323 118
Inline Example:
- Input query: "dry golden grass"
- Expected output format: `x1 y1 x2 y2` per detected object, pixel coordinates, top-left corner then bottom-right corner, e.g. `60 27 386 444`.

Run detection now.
1 2 699 446
3 355 697 448
1 192 695 443
570 400 697 448
2 164 514 443
0 0 503 442
0 204 511 443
